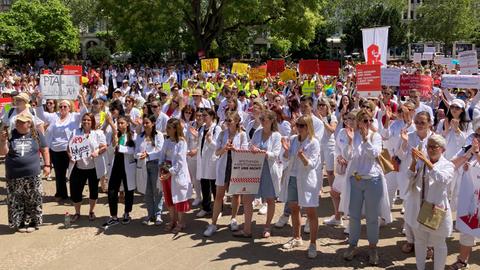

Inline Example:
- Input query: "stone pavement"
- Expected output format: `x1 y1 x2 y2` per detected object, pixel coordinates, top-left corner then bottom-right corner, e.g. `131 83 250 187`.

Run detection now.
0 169 478 270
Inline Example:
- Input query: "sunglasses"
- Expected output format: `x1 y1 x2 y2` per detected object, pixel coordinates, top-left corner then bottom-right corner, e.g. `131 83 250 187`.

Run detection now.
318 104 327 107
151 105 159 108
225 119 233 123
296 123 306 128
59 105 69 109
184 111 192 114
46 102 54 105
363 119 373 123
381 92 391 96
414 121 428 125
427 144 441 150
202 114 209 117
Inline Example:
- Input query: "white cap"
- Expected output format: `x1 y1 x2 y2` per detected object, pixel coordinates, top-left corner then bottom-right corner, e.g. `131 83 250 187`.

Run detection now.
450 98 465 109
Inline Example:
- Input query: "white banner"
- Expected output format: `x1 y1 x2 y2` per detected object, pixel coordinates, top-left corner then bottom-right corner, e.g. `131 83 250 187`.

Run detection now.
228 150 265 195
381 67 401 86
458 50 479 75
441 74 480 89
422 52 434 60
456 166 480 237
69 135 91 161
40 75 80 100
413 53 422 63
362 26 389 66
434 56 457 70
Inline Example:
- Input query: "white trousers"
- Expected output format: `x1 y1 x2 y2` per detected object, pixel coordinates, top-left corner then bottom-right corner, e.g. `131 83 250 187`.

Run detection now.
413 228 447 270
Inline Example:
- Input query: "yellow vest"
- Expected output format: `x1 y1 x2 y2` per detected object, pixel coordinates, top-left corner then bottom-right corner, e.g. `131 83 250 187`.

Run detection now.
302 80 315 95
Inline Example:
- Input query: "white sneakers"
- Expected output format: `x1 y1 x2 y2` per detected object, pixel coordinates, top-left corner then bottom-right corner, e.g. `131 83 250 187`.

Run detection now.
229 219 239 231
324 215 343 226
203 224 217 237
192 197 202 207
307 243 317 259
275 215 289 228
258 204 268 215
282 238 303 249
196 210 208 218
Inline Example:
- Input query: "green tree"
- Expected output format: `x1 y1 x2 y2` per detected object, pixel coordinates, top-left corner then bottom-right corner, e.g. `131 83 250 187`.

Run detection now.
414 0 479 54
87 44 110 64
0 0 79 61
62 0 101 29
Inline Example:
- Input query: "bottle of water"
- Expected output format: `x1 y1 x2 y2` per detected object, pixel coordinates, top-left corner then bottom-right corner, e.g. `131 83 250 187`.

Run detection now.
64 212 71 228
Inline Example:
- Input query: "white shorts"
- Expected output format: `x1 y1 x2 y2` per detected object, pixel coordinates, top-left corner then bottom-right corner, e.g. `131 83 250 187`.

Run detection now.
321 147 335 171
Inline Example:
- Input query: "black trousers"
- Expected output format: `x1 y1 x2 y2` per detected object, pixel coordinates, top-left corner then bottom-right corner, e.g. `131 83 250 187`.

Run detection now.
108 155 134 217
200 178 216 212
69 166 99 203
50 150 69 199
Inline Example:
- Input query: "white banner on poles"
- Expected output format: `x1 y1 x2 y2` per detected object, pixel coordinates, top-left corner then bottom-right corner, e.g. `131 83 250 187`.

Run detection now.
362 26 389 66
228 150 265 195
458 50 479 75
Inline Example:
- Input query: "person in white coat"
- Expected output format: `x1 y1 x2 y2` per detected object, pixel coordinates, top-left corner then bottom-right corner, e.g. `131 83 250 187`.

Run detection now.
203 112 248 237
234 110 282 238
102 116 137 227
159 118 193 233
342 109 384 266
279 115 321 259
407 134 454 270
136 114 164 225
66 113 107 223
196 108 222 218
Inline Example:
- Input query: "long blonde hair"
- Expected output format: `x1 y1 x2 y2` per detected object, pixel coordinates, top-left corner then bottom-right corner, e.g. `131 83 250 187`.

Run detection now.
297 115 314 140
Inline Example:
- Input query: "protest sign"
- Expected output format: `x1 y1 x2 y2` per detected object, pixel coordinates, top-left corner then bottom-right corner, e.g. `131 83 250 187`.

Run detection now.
63 65 82 76
422 52 434 61
0 97 12 114
162 83 171 94
267 59 285 76
201 58 219 72
231 62 249 75
249 67 267 81
456 166 480 237
299 60 319 75
69 135 91 161
441 75 480 89
381 67 401 86
399 74 433 97
458 50 479 75
229 150 265 195
356 64 381 97
280 69 296 81
318 60 340 76
424 46 436 53
40 75 80 100
413 53 422 63
362 26 389 66
434 56 457 70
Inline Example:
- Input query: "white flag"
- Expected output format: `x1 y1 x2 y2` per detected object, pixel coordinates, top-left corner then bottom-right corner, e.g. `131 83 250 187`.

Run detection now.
362 26 390 66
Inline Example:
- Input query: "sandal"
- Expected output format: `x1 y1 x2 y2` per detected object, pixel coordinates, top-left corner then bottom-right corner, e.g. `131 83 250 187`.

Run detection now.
89 212 96 221
164 222 177 232
401 242 414 253
172 224 185 234
426 247 434 260
262 228 271 238
448 259 468 270
71 213 80 223
232 230 252 238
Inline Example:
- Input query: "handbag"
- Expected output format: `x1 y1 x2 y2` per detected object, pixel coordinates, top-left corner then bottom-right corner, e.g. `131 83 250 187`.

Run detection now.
416 164 446 230
377 148 395 175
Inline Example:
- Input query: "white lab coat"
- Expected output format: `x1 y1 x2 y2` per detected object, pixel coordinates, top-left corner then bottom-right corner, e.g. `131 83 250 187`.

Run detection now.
134 133 164 193
215 129 248 186
196 123 221 180
106 133 137 191
160 139 192 204
250 129 282 196
279 135 321 207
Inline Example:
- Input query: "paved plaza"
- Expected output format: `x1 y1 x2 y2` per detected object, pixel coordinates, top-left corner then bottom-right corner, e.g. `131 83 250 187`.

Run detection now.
0 168 478 270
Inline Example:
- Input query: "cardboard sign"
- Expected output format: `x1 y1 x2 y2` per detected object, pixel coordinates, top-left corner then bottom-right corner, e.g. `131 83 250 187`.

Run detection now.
381 67 402 86
299 59 319 75
279 69 297 81
356 64 381 97
228 150 265 195
318 60 340 76
69 135 91 161
456 166 480 236
231 63 249 75
441 75 480 89
201 58 219 72
399 75 433 97
40 75 80 100
458 50 479 75
266 59 285 76
249 67 267 81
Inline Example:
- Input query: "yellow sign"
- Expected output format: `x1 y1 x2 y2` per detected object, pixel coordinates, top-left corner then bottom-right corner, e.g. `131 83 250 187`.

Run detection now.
249 67 267 81
280 69 297 81
231 63 249 75
201 58 219 72
162 83 171 94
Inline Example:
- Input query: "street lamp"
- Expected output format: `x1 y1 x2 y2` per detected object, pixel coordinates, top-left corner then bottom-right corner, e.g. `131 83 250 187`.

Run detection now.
326 37 342 60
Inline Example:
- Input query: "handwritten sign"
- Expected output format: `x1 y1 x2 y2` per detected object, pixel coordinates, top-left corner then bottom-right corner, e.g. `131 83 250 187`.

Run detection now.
231 63 249 75
201 58 219 72
356 64 381 97
40 75 80 100
441 75 480 89
458 50 479 75
381 67 402 86
69 135 91 161
249 67 267 81
280 69 297 81
399 74 433 97
229 150 265 195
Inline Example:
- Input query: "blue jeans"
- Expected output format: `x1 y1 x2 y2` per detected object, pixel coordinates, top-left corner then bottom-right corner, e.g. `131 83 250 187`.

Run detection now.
145 160 163 218
348 176 383 246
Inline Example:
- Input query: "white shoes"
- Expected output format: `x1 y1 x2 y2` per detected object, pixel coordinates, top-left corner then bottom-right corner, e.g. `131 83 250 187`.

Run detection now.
196 210 208 218
203 224 217 237
307 243 317 259
275 215 290 228
282 238 303 249
155 215 163 226
258 204 268 215
229 219 239 231
192 197 202 207
252 198 262 208
304 219 310 234
324 215 343 226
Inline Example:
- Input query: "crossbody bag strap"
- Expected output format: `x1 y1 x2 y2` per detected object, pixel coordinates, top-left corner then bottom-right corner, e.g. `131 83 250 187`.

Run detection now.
421 163 426 201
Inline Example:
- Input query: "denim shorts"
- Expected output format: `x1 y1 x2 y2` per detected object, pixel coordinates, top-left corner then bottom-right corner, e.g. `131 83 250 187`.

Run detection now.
287 176 298 202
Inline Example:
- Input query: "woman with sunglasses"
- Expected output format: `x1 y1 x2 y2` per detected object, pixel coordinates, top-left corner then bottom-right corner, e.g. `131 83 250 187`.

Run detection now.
203 112 248 237
182 106 203 206
162 95 183 119
124 96 141 130
159 118 192 233
245 100 265 140
36 91 87 201
279 115 320 258
342 109 389 266
335 95 354 135
150 100 169 133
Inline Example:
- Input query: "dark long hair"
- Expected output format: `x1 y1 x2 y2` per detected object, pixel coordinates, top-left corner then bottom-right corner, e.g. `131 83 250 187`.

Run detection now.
446 107 469 131
116 115 135 147
338 94 354 112
141 114 158 146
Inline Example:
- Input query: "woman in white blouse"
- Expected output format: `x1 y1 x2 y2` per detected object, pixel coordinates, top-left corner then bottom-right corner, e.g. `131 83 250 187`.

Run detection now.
203 112 248 237
159 118 192 233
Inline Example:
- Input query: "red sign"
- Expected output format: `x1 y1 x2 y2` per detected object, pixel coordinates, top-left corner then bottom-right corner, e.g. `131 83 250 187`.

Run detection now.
356 64 381 97
318 60 340 76
267 60 285 76
399 75 433 97
63 65 82 76
299 59 319 75
0 97 12 113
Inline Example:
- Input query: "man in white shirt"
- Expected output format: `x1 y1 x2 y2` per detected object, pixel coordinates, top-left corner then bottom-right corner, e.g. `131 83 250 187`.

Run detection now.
409 89 434 121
